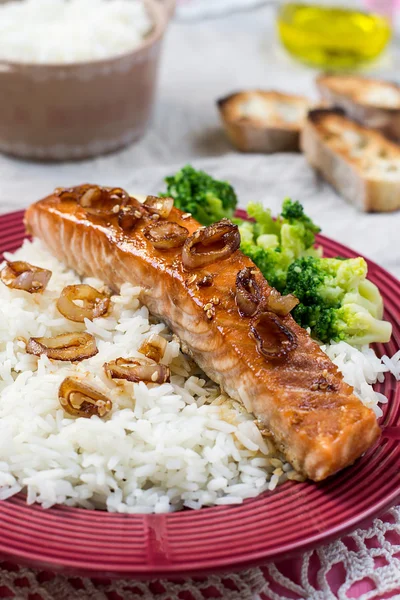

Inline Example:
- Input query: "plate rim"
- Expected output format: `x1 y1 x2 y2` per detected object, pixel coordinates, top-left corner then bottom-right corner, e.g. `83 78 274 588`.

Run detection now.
0 208 399 579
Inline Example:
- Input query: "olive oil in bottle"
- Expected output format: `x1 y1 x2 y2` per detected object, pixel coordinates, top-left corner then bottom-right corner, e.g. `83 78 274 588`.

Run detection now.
277 3 392 70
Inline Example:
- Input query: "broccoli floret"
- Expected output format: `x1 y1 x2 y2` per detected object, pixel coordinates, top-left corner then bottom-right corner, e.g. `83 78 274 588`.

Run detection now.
285 256 392 345
281 199 320 230
257 234 279 251
281 199 321 249
240 240 293 291
162 165 238 226
333 304 392 346
344 279 384 320
246 202 280 237
238 199 321 292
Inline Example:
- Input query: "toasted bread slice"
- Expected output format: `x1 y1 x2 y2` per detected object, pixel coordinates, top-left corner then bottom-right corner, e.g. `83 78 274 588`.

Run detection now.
301 108 400 212
217 90 310 153
317 74 400 141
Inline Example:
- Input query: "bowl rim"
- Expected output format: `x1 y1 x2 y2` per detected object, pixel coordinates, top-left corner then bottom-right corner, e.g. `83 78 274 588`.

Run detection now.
0 0 171 71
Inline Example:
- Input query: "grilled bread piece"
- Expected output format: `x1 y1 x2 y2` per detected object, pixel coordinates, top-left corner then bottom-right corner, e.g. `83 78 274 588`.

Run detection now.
25 188 380 481
301 108 400 212
217 90 310 153
317 74 400 141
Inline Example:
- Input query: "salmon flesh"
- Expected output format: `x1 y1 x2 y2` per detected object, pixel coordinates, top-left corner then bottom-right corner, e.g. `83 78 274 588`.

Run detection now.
25 190 381 481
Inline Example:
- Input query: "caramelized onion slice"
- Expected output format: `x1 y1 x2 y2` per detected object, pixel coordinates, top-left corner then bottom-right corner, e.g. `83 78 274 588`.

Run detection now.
59 377 112 418
266 289 299 317
250 311 297 359
143 221 189 250
55 184 94 202
0 261 52 293
55 185 137 219
27 332 98 361
138 334 167 363
80 186 131 217
197 274 213 287
56 185 148 230
104 357 170 384
235 267 260 317
182 219 240 269
108 187 130 204
118 205 146 232
79 186 102 208
57 284 110 323
144 195 174 219
56 184 129 205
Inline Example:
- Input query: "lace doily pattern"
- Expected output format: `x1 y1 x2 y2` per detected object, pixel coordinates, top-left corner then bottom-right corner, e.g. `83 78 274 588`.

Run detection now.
0 509 399 599
261 507 400 600
0 562 267 600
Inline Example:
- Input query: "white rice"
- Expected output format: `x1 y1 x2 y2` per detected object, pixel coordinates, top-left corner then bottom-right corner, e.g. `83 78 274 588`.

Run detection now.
321 341 400 418
0 0 152 64
0 239 398 513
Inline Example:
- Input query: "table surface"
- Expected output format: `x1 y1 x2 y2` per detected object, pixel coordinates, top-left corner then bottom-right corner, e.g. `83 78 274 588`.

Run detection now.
0 3 399 279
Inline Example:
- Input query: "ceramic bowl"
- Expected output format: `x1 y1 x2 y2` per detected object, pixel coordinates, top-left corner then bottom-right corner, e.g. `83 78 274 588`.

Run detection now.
0 0 175 160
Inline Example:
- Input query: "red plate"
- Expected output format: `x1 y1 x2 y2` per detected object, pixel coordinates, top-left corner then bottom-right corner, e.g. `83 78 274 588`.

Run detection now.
0 209 399 579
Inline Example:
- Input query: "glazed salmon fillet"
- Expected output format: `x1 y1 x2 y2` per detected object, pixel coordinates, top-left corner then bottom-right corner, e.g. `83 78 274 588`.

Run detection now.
25 188 380 481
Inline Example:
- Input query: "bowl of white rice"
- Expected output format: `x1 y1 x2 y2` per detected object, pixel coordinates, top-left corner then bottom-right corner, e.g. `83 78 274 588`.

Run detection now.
0 0 175 160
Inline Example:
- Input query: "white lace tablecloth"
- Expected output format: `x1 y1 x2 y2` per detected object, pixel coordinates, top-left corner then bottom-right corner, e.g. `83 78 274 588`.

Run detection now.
0 3 399 599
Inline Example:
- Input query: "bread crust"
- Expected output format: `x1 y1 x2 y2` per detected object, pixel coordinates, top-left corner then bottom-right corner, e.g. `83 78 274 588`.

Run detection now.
301 108 400 213
217 90 309 153
317 74 400 141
